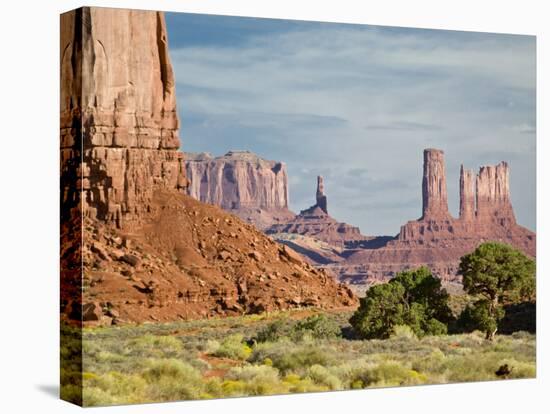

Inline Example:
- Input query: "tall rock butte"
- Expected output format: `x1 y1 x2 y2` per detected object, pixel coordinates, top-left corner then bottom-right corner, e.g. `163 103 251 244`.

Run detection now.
60 7 356 326
184 151 295 229
60 8 186 227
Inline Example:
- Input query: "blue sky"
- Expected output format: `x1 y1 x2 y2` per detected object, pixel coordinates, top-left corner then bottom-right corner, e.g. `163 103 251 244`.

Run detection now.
166 12 536 236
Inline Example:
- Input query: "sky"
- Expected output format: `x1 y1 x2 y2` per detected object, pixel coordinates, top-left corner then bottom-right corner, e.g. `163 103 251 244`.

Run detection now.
165 12 536 236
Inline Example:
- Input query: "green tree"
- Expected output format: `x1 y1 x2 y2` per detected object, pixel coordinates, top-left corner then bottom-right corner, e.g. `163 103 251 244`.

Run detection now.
350 267 452 339
458 242 535 340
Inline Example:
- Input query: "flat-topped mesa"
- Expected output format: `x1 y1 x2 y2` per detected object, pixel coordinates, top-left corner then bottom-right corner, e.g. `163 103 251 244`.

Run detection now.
316 175 328 214
459 165 476 221
421 149 451 220
185 151 289 211
60 8 186 227
476 161 516 225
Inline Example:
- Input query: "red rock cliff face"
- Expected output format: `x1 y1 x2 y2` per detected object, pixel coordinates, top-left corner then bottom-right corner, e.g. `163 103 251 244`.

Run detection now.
184 151 295 230
60 8 186 227
185 151 289 210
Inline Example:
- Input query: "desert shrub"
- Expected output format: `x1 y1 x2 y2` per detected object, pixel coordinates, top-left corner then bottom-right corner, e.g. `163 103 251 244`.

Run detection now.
292 314 341 340
227 365 279 382
357 361 427 387
249 342 334 374
211 334 252 360
82 371 147 406
282 373 326 393
390 325 417 340
225 365 285 395
255 319 292 343
306 364 343 390
221 379 248 396
129 334 182 356
143 359 203 401
411 348 446 374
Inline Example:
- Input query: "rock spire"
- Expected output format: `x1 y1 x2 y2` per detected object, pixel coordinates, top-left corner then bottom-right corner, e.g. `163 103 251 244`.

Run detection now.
316 175 328 214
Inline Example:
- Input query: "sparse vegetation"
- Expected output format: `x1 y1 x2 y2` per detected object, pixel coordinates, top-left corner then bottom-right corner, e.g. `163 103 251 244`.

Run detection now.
62 305 536 407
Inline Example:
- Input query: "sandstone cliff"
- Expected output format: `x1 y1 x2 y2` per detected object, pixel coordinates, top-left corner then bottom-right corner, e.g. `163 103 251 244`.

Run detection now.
184 151 295 229
60 8 186 227
60 8 356 326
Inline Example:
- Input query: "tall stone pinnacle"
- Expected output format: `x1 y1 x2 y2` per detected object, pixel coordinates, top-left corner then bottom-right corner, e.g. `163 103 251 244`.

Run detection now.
476 161 515 223
421 149 450 220
316 175 328 214
60 7 187 227
459 165 476 221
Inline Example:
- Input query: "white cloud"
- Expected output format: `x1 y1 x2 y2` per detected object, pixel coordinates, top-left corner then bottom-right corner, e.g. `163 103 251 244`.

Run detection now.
170 24 536 234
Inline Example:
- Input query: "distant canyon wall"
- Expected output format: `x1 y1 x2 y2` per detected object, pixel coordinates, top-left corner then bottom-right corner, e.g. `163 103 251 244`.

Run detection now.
185 151 289 211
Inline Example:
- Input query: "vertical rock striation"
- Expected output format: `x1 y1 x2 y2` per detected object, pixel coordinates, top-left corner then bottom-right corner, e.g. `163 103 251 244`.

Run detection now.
184 151 294 229
60 7 186 227
185 151 289 210
422 149 450 220
459 165 476 221
476 162 515 225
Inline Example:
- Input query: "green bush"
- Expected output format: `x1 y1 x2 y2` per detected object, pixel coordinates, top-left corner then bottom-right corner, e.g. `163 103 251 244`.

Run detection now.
226 365 284 395
211 334 252 360
306 364 343 390
350 267 452 339
390 325 417 340
292 314 341 340
143 359 203 401
255 319 292 343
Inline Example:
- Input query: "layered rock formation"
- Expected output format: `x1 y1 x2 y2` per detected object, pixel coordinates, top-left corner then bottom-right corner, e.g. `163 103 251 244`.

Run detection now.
267 176 368 248
60 8 187 227
332 149 535 288
185 151 295 229
60 7 356 326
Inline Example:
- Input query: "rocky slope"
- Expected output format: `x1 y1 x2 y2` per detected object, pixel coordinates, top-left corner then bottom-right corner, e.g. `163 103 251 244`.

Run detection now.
60 7 356 326
185 151 295 229
74 191 355 325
